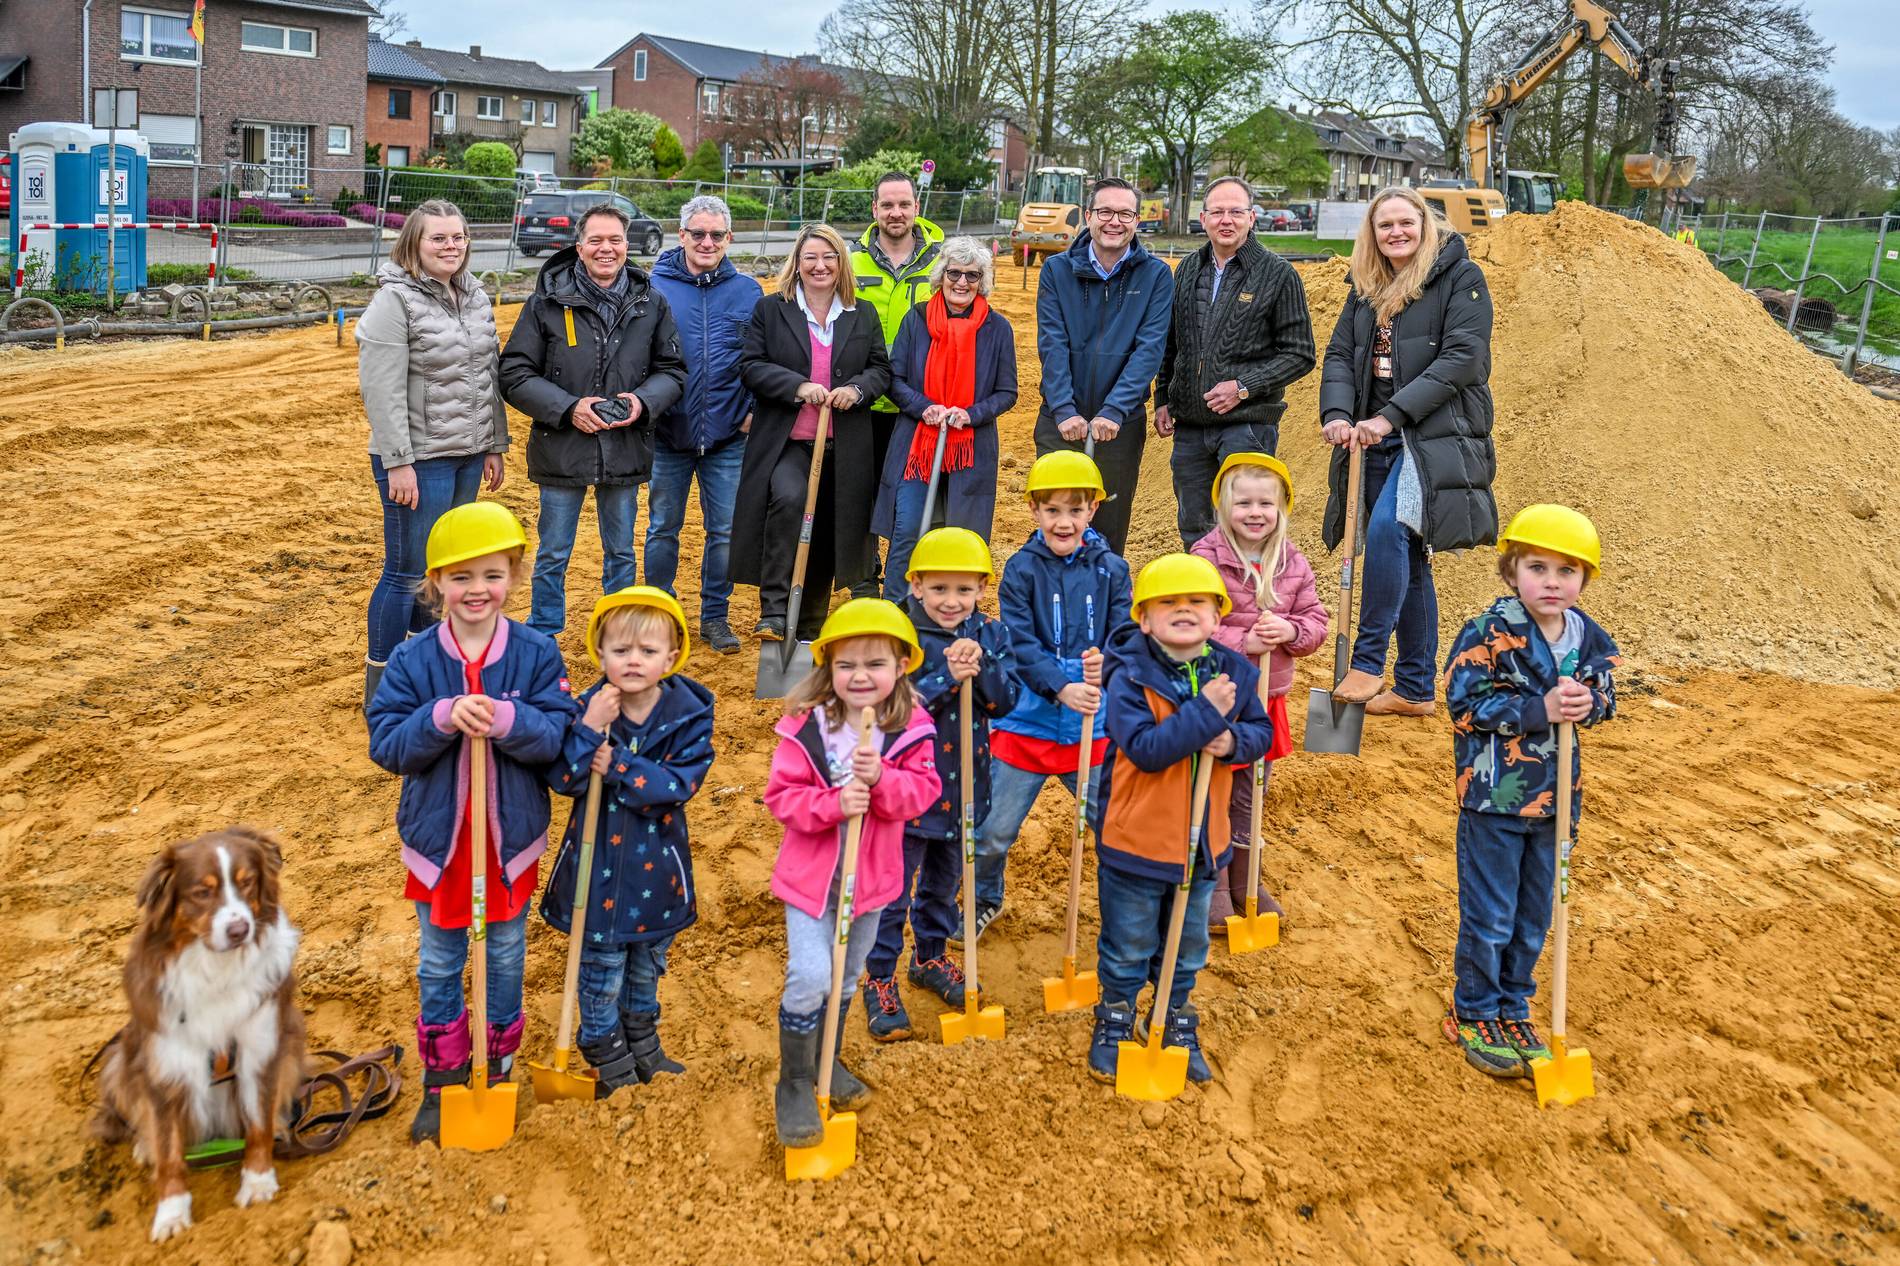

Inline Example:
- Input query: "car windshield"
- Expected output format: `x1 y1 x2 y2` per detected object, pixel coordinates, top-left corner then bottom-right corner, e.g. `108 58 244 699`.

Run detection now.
522 194 567 215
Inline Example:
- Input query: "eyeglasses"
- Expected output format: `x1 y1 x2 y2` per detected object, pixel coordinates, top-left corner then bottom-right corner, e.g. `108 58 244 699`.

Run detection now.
798 252 841 265
683 228 730 243
424 234 469 247
1090 208 1138 223
942 268 983 284
1201 207 1252 220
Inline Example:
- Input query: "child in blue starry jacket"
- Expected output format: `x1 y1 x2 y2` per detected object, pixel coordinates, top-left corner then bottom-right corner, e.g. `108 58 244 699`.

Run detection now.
542 588 715 1095
859 528 1019 1041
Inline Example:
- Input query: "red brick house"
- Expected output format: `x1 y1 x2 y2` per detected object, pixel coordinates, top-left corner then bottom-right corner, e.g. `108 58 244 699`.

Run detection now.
365 35 442 169
597 34 854 162
392 41 588 176
0 0 373 199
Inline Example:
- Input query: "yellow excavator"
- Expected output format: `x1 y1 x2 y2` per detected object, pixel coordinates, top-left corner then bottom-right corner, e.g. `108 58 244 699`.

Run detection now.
1422 0 1696 231
1010 166 1088 260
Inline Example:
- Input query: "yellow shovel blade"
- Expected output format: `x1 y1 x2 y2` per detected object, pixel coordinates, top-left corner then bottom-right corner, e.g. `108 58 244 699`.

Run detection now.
1531 1035 1595 1108
1115 1039 1189 1102
1041 961 1100 1014
1225 910 1280 954
784 1102 858 1181
439 1080 518 1151
940 1003 1006 1045
527 1050 599 1103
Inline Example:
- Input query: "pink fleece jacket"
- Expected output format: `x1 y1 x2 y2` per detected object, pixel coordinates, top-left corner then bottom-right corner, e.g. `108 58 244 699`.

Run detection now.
765 705 942 919
1189 529 1330 698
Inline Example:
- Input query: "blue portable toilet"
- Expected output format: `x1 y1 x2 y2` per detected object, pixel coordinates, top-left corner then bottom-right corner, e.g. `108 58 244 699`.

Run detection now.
7 121 148 294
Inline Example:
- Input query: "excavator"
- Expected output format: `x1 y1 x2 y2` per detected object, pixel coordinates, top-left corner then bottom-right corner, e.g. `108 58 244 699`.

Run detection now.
1420 0 1697 232
1010 165 1088 260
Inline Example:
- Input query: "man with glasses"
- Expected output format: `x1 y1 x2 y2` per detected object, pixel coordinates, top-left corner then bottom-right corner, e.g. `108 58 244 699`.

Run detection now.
1034 175 1173 553
848 171 943 595
645 194 762 653
1155 175 1315 546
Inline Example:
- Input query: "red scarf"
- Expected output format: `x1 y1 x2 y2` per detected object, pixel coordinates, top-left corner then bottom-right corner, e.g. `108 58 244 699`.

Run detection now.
904 292 987 478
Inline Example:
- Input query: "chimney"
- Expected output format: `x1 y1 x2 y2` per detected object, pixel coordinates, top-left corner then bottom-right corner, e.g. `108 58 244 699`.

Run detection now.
405 38 422 46
469 45 482 58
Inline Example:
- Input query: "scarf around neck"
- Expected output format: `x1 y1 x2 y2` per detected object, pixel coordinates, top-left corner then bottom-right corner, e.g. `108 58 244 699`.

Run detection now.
574 262 632 326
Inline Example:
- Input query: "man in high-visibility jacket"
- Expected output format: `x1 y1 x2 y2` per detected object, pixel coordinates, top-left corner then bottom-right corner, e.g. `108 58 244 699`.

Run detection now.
848 171 943 596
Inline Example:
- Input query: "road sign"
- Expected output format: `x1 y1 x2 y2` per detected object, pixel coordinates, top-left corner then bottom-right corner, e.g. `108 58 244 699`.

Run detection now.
919 158 936 189
93 88 138 129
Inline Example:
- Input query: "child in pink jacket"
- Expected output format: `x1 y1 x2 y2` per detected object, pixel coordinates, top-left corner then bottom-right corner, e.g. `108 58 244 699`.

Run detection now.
764 599 941 1149
1190 453 1329 930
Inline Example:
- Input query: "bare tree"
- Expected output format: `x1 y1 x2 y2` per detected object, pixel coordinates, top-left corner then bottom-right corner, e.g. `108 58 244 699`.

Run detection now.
993 0 1114 158
369 5 408 41
707 60 856 161
819 0 1011 126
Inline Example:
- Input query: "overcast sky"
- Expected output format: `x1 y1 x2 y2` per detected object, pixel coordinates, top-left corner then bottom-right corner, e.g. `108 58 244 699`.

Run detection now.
392 0 1896 131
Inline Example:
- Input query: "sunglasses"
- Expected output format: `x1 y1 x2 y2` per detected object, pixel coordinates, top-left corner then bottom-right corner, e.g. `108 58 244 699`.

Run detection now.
942 268 983 284
683 228 730 243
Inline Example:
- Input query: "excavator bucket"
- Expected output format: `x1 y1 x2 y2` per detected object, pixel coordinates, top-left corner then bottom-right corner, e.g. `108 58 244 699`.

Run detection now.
1623 152 1697 189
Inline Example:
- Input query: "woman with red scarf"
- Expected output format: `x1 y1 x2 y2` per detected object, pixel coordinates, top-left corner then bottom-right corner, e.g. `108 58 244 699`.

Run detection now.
874 235 1019 599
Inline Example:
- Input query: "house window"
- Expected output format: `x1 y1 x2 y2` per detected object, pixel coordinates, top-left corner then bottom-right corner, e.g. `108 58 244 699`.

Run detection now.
139 113 199 164
431 90 456 116
121 8 199 64
542 100 556 127
327 125 351 154
387 88 411 119
476 95 503 120
240 21 316 57
521 98 536 124
702 84 719 114
386 145 410 166
634 49 646 80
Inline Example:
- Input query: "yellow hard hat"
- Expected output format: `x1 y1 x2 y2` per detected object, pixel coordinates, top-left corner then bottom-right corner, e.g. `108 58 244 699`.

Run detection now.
809 598 925 673
905 527 994 580
1023 450 1107 504
1212 451 1294 512
1133 553 1232 616
425 501 528 572
585 586 691 673
1498 504 1602 579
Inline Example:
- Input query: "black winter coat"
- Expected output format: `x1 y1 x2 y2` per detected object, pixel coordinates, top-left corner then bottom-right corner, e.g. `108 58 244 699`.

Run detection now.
1318 233 1498 553
499 247 687 488
731 294 893 588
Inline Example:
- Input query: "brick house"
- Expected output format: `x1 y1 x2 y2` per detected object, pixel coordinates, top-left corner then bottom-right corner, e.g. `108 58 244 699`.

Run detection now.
393 41 587 176
365 36 442 169
597 34 854 161
1300 110 1447 200
0 0 372 200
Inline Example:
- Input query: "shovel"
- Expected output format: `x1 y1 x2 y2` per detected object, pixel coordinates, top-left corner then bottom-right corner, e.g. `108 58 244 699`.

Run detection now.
529 769 605 1103
1116 757 1216 1102
1532 722 1595 1108
1042 700 1101 1013
756 404 833 700
1304 442 1366 756
942 680 1006 1044
785 707 874 1181
1225 671 1279 954
918 417 949 542
440 736 519 1151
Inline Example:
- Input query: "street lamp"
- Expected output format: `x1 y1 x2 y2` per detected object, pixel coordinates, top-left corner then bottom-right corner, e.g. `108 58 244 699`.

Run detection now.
799 114 818 222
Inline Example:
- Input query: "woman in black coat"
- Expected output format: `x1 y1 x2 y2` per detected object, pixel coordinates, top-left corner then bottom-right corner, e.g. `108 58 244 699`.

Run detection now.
1319 186 1497 716
733 223 893 641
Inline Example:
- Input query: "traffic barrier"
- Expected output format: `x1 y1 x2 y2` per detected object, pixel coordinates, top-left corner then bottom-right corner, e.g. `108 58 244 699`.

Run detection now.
12 221 220 297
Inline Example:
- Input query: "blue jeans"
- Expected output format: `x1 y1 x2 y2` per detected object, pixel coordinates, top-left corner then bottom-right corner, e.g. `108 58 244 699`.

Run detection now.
415 903 527 1027
1095 864 1215 1012
973 760 1079 911
1168 420 1280 548
369 453 484 662
577 933 675 1044
1452 811 1557 1020
881 474 951 603
1352 440 1439 703
866 832 962 979
644 437 744 624
530 482 638 637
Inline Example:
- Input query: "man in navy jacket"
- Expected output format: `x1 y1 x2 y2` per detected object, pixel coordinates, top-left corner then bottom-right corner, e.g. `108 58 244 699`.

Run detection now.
645 195 762 654
1034 177 1175 554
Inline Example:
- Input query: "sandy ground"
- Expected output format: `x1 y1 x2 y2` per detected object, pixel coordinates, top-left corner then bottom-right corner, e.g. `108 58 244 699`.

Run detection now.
2 212 1899 1265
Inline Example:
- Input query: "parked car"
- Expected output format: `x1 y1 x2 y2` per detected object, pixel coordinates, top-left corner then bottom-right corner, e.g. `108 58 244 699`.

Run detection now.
1258 208 1303 233
515 190 665 257
515 169 560 193
0 164 9 214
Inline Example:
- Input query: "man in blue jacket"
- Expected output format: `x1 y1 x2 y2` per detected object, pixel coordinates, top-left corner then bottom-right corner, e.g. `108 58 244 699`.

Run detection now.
1034 176 1175 554
645 195 761 654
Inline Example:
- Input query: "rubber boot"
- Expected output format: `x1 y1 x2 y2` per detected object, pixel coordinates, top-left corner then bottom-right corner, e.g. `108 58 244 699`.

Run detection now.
579 1023 644 1098
486 1015 524 1087
826 999 871 1111
1229 845 1286 923
1207 862 1236 934
774 1009 824 1148
364 658 386 712
411 1012 471 1145
623 1011 685 1082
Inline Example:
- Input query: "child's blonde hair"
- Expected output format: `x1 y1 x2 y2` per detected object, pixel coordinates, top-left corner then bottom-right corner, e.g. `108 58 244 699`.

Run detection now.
595 603 680 657
416 546 525 613
1214 464 1291 614
784 634 917 732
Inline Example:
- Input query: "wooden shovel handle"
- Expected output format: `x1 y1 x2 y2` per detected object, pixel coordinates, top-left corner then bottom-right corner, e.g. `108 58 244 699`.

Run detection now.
816 706 875 1104
1551 722 1576 1036
1333 443 1365 685
553 770 605 1066
958 680 979 1004
469 736 491 1084
1245 669 1270 914
1147 757 1218 1050
788 404 832 602
1063 653 1099 961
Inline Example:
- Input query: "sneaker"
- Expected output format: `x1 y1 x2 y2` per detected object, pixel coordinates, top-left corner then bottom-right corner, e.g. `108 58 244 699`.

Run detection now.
1162 1004 1213 1084
702 619 741 655
860 975 912 1042
1088 1000 1137 1082
754 617 785 642
907 955 967 1008
1456 1015 1527 1078
1500 1017 1550 1065
946 900 1002 948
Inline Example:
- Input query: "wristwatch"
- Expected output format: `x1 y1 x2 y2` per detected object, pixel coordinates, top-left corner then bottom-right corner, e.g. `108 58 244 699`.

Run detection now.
1235 382 1250 400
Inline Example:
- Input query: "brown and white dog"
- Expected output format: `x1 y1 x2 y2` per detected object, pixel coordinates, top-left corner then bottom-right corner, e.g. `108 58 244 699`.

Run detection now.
92 826 306 1242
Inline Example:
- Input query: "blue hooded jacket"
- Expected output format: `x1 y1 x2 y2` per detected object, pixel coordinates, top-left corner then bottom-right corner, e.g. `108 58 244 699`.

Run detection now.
540 674 717 946
1035 231 1174 426
902 596 1019 841
994 527 1132 747
648 246 761 454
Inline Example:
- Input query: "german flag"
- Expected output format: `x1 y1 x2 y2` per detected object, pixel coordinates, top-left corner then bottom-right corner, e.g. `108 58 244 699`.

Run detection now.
190 0 205 44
